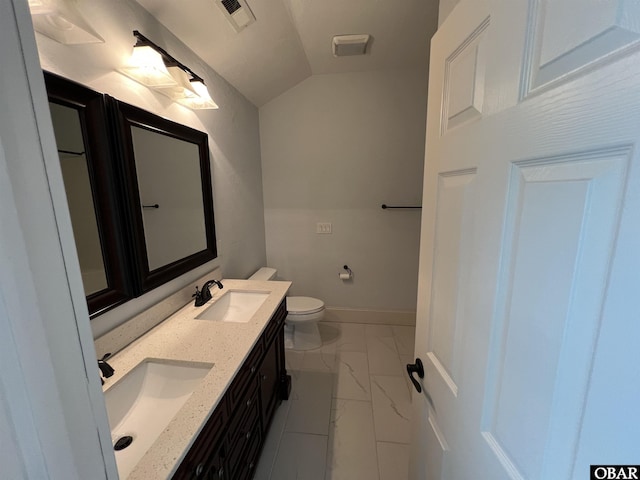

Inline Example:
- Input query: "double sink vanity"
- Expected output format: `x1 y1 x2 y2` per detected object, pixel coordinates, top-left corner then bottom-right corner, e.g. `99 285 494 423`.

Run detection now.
101 279 291 479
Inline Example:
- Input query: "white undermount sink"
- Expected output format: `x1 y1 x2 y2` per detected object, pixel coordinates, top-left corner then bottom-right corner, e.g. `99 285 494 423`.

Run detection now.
195 290 269 323
104 359 212 479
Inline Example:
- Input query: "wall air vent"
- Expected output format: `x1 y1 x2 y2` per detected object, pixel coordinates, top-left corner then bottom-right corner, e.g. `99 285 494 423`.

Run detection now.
216 0 256 32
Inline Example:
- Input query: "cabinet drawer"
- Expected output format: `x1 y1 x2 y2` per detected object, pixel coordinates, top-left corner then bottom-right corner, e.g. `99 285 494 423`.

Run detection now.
228 386 260 478
228 341 263 409
228 381 259 442
237 421 263 480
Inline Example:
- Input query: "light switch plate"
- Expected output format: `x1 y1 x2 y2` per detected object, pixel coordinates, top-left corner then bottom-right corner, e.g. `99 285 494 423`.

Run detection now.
316 222 332 234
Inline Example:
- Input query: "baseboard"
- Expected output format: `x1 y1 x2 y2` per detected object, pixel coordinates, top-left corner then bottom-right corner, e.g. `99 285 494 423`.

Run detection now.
323 307 416 326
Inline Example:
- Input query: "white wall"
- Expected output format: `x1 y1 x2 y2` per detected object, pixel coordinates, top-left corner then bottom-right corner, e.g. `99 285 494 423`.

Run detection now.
260 70 427 313
33 0 267 336
1 0 117 476
439 0 461 26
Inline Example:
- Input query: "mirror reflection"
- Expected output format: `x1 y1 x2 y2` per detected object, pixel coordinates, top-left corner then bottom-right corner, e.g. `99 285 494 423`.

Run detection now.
131 126 207 271
50 102 108 295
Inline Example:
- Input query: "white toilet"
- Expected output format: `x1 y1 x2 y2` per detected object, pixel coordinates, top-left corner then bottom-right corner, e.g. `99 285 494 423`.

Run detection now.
249 267 324 351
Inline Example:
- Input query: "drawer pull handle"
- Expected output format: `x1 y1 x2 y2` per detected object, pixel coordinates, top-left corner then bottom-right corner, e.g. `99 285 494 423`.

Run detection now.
245 431 251 440
195 463 205 476
248 462 255 470
261 374 267 381
250 365 256 374
246 398 252 407
218 467 224 478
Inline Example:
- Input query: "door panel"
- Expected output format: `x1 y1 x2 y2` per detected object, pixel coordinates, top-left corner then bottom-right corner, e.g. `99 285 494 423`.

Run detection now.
489 178 589 480
426 409 448 480
426 170 476 396
525 0 640 93
442 19 489 133
411 0 640 478
481 153 629 479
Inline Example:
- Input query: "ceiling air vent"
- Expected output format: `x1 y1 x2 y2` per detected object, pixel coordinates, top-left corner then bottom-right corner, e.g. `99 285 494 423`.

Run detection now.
332 34 371 57
221 0 242 15
216 0 256 32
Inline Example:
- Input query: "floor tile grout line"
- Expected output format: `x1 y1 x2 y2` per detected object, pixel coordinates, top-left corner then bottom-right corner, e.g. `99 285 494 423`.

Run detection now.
363 322 387 480
265 399 292 480
393 328 416 396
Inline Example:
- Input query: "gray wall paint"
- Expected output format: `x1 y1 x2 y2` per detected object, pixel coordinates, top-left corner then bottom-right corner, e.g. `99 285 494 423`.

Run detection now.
33 0 267 337
260 70 427 312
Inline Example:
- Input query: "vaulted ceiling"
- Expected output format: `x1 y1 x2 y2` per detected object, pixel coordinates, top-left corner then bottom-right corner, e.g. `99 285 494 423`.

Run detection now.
134 0 439 106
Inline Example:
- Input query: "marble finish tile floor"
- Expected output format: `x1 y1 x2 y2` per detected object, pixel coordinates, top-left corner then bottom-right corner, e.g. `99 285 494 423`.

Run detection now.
254 321 415 480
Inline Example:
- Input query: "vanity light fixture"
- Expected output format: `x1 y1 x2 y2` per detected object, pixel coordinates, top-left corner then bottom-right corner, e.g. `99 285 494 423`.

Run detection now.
176 79 219 110
120 31 219 110
155 66 199 100
119 45 178 88
28 0 104 44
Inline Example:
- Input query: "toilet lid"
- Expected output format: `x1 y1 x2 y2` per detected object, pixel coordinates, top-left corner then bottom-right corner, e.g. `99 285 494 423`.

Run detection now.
287 296 324 314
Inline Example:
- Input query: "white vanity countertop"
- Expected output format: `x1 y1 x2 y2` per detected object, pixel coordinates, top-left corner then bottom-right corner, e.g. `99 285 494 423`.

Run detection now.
102 279 291 480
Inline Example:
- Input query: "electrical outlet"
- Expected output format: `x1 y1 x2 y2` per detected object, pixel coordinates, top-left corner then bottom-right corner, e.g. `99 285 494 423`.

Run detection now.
316 222 332 234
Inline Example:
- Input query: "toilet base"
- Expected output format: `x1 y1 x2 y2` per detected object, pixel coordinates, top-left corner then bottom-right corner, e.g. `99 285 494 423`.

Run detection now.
284 321 322 351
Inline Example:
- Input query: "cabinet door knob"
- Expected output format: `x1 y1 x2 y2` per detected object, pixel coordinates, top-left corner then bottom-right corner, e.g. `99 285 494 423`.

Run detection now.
195 463 205 476
245 430 252 440
248 462 255 470
261 374 267 381
250 365 256 374
246 398 252 407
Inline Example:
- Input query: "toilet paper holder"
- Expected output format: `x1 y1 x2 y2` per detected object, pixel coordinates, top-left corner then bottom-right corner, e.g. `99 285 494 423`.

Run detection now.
340 265 353 280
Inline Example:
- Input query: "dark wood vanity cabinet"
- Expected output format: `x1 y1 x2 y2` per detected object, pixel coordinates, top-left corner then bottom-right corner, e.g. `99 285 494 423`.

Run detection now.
259 338 280 424
173 299 289 480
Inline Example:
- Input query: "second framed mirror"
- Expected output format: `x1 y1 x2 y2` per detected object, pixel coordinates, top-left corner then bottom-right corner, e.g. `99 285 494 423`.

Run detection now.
113 101 218 292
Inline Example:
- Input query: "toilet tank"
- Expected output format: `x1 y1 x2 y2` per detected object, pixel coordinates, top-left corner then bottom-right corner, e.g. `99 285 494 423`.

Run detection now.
248 267 277 281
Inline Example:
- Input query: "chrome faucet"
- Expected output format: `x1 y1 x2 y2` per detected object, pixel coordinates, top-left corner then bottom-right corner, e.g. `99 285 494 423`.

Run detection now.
193 279 224 307
98 353 114 385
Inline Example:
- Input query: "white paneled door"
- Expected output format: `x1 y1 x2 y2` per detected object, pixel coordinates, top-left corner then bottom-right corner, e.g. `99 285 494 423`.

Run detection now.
410 0 640 479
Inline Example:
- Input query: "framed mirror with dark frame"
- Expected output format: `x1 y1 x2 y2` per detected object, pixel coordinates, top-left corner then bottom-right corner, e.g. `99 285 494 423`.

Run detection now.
112 100 218 293
44 72 219 317
45 72 134 317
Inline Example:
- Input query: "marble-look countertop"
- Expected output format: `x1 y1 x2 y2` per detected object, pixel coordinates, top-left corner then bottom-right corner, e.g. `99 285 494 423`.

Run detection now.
102 279 291 480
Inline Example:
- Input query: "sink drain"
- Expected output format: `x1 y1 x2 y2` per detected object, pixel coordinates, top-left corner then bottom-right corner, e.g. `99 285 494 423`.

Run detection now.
114 435 133 451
